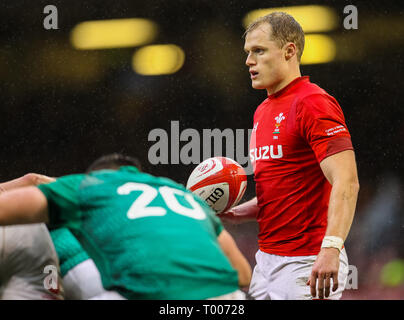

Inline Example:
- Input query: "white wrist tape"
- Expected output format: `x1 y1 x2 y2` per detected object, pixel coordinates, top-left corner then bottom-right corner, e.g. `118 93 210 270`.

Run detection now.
321 236 344 252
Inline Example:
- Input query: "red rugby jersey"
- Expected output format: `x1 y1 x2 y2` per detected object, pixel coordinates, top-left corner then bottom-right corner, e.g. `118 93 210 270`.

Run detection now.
249 76 353 256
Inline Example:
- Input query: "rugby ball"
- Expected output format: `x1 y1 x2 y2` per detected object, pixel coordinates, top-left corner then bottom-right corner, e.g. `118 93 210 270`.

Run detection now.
186 157 247 214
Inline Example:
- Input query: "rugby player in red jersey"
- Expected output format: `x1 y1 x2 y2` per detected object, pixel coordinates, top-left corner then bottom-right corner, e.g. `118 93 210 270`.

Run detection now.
219 12 359 299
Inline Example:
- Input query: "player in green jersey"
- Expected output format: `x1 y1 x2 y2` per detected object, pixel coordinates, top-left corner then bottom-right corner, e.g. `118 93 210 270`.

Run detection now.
0 154 251 299
50 155 143 300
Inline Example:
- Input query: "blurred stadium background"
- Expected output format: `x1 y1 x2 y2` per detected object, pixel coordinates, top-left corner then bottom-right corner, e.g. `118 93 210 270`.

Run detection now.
1 0 403 299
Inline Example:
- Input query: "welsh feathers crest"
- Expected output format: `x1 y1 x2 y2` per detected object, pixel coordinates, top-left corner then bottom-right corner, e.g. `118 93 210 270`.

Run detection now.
273 113 285 134
275 113 285 124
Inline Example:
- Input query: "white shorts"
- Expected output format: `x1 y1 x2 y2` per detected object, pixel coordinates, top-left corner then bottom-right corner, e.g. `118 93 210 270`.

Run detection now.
0 224 63 300
63 258 128 300
89 291 126 300
208 290 246 300
248 248 349 300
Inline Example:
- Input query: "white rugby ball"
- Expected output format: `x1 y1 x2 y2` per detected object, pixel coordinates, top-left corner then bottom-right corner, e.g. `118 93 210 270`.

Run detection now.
186 157 247 214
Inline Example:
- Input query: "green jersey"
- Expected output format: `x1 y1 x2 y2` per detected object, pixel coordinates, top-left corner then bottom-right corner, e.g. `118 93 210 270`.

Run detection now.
49 227 89 277
38 166 239 299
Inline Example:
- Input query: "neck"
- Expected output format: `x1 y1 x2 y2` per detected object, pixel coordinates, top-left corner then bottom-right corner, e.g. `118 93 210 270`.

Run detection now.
266 69 301 96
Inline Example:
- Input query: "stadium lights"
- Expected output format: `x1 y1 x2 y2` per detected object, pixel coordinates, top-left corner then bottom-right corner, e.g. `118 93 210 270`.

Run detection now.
300 34 336 65
132 45 185 75
70 18 158 50
242 5 338 33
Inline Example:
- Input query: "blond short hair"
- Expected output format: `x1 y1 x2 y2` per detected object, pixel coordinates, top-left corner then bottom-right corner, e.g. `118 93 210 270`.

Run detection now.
244 12 305 62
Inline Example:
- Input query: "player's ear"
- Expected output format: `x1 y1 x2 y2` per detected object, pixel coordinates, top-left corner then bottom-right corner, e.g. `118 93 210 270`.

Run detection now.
284 42 297 61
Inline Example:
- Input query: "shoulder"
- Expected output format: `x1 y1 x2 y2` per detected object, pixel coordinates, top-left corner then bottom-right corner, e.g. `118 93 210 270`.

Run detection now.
40 173 86 189
295 81 332 103
295 82 342 117
49 173 87 185
37 173 86 201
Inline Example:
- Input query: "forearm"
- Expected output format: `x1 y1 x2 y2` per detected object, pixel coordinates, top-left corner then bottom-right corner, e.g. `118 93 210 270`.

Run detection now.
218 230 252 287
311 150 359 298
325 179 359 241
233 197 259 219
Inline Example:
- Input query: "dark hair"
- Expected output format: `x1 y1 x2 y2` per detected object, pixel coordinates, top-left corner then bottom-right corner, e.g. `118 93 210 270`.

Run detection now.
244 12 305 62
86 153 142 173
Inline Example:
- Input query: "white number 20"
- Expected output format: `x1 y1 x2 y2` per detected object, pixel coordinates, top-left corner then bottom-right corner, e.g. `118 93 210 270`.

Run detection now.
117 182 206 220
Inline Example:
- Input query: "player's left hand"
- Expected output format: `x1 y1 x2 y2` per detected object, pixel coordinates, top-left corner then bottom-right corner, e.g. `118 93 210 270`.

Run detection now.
307 248 340 299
